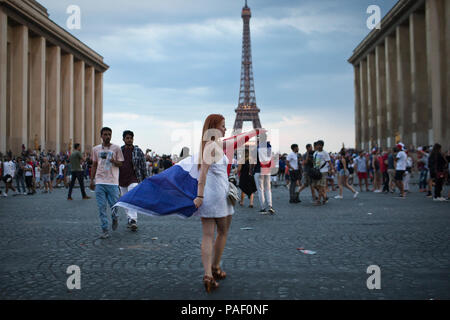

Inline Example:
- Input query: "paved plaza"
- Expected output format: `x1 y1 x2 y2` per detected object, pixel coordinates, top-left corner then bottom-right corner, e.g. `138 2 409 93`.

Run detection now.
0 183 449 300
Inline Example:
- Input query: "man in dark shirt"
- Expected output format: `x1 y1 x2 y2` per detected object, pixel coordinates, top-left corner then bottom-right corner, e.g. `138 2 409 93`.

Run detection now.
297 143 317 202
67 143 90 200
119 130 148 231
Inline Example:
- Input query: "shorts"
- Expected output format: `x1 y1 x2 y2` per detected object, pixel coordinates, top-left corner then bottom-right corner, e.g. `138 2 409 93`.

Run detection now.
339 169 349 176
57 175 64 180
42 174 50 183
2 174 12 183
35 176 40 183
395 170 405 181
357 172 368 180
312 174 327 188
302 172 312 187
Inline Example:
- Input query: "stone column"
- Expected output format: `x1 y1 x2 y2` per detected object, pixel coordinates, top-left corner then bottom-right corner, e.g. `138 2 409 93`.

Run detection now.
61 53 74 153
367 53 377 150
74 60 85 151
375 44 387 148
29 36 46 152
84 66 95 152
94 72 103 146
359 59 368 151
396 24 412 147
0 10 7 154
385 36 398 148
11 25 28 156
354 64 361 150
46 46 61 153
426 0 448 148
410 13 429 148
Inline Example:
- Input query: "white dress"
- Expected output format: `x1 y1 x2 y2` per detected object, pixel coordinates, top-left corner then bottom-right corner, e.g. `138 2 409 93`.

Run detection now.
193 155 234 218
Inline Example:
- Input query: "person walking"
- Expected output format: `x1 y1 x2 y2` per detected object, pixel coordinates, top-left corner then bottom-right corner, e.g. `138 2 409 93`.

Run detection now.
387 148 396 193
24 159 34 195
298 144 317 202
286 144 301 203
237 148 257 208
15 157 26 195
334 148 359 199
312 140 333 205
119 130 148 231
417 146 429 193
428 143 447 201
355 151 369 192
251 132 275 214
2 156 16 196
41 157 52 193
372 149 382 193
394 143 407 198
90 127 124 239
67 143 90 200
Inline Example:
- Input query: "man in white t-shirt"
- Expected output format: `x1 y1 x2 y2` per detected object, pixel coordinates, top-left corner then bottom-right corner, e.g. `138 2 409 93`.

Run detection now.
286 144 301 203
55 160 66 188
312 140 334 205
90 127 124 239
1 157 17 196
394 143 407 198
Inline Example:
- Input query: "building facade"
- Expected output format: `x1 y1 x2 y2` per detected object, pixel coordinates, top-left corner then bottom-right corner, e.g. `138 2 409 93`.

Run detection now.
0 0 108 156
348 0 449 151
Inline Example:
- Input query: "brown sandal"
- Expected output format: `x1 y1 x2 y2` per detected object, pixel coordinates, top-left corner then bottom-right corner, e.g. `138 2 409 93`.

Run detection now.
203 275 219 293
212 266 227 280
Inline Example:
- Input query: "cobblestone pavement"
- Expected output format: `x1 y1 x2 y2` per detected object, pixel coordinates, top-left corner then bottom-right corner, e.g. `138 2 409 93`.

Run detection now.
0 182 449 300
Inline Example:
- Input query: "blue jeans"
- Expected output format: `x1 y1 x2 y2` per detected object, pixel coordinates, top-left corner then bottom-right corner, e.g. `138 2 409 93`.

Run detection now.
95 184 120 232
419 169 428 189
16 175 26 193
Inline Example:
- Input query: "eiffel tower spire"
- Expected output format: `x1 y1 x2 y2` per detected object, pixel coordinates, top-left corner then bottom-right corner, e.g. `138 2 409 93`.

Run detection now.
233 0 262 134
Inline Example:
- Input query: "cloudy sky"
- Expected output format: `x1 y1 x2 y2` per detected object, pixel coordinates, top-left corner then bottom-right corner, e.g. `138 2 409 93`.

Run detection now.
39 0 397 154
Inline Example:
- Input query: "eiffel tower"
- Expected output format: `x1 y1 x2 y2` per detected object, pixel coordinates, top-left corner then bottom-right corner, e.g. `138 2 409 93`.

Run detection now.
233 0 262 134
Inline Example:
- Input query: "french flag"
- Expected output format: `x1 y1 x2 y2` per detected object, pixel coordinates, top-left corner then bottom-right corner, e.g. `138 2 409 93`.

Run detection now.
113 129 263 218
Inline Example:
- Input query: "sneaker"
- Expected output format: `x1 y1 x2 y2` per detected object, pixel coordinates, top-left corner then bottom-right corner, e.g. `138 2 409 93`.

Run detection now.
67 197 73 200
434 197 448 202
2 192 7 197
82 196 91 200
100 231 110 239
353 191 359 199
267 207 276 215
334 195 343 199
23 192 27 195
374 189 382 193
259 209 269 215
129 220 138 231
112 218 118 231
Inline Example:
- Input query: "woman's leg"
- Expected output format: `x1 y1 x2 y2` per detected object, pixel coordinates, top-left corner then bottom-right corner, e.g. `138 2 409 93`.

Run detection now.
249 193 254 206
201 218 216 277
212 216 232 270
338 175 343 196
240 192 245 205
344 175 357 193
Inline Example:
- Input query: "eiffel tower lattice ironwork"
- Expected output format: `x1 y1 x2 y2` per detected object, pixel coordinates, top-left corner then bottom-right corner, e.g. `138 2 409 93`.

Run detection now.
233 0 262 134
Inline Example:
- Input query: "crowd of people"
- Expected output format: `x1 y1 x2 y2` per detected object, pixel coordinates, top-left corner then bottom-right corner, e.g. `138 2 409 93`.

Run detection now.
1 115 449 294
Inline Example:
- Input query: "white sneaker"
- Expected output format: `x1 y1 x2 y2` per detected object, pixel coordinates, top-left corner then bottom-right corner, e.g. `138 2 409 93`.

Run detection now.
23 192 27 195
374 190 382 193
334 195 343 199
2 192 7 197
353 191 359 199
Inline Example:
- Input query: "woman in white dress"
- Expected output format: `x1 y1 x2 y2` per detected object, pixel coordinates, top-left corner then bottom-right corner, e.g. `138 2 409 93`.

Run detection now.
193 114 234 293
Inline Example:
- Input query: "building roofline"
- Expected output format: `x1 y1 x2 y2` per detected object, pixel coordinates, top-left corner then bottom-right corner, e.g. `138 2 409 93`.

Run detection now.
348 0 425 65
0 0 109 72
